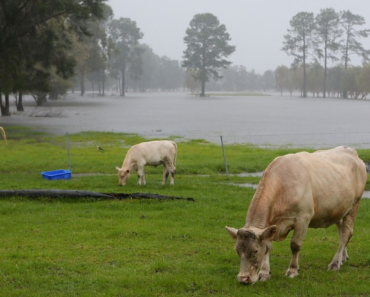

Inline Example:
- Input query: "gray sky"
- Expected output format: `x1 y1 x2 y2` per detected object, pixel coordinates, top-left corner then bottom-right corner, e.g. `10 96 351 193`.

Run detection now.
108 0 370 73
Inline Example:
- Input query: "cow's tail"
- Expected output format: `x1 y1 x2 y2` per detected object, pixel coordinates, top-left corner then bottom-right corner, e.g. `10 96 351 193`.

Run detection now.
171 141 177 168
0 127 7 142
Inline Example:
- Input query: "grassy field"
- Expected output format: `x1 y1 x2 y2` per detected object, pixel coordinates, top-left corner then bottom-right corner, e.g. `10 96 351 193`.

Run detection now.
1 127 370 296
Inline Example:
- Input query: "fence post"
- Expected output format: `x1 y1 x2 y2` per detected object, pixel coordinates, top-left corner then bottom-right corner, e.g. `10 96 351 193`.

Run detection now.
220 136 229 179
67 133 71 171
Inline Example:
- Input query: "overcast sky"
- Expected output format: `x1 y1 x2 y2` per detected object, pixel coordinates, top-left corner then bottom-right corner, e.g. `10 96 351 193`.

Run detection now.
108 0 370 73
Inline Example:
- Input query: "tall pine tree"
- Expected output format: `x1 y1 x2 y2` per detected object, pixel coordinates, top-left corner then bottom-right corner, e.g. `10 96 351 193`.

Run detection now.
182 13 235 97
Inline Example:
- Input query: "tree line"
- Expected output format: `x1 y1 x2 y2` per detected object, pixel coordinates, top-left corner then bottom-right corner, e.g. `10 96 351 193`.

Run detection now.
0 0 186 116
282 9 370 98
276 63 370 99
0 0 108 116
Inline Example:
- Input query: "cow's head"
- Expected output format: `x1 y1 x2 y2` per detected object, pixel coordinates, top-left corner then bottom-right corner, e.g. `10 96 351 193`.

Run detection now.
116 167 131 185
225 226 276 285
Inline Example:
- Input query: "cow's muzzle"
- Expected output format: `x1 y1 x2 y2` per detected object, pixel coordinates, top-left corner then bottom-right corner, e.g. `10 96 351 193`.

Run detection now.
237 275 256 285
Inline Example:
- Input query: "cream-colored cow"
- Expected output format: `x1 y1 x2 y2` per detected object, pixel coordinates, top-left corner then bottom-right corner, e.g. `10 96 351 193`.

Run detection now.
226 146 367 284
0 127 6 141
116 140 177 186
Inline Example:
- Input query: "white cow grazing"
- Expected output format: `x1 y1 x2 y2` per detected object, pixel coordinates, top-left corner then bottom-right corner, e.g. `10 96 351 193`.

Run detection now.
116 140 177 186
226 146 367 284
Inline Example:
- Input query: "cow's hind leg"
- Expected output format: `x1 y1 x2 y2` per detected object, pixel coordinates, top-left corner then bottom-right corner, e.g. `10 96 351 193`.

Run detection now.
328 201 360 271
286 219 309 278
334 219 349 265
163 157 175 186
162 166 169 185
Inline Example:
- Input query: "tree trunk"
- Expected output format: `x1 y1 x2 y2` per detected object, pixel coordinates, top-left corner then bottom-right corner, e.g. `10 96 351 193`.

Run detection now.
0 91 5 116
33 92 47 106
16 91 24 111
121 65 126 96
117 76 121 95
200 44 206 97
49 89 58 100
1 93 11 116
200 79 205 97
302 36 307 98
80 70 85 96
343 28 350 99
323 41 327 98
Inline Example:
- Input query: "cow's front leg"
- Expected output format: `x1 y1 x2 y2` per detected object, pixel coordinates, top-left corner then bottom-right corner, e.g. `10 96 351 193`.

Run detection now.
286 220 309 278
286 242 300 278
258 250 271 281
137 165 145 185
328 203 358 271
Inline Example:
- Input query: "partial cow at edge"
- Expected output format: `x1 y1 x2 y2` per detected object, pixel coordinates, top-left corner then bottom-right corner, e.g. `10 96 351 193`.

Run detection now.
226 146 367 285
116 140 177 186
0 127 7 141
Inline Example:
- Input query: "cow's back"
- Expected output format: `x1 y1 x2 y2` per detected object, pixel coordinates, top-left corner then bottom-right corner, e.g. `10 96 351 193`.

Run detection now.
130 141 176 165
247 146 367 235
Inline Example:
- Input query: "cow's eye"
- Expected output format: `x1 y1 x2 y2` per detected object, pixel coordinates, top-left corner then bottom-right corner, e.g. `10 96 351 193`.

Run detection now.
254 249 258 254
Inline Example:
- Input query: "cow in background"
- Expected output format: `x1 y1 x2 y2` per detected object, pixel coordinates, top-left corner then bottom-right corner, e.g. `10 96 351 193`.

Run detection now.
116 140 177 186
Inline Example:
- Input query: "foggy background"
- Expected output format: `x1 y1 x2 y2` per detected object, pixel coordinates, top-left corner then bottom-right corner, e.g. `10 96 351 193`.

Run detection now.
109 0 370 73
2 0 370 148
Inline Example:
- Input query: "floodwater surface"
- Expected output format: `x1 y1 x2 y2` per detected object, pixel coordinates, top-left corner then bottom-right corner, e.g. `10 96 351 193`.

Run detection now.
2 92 370 148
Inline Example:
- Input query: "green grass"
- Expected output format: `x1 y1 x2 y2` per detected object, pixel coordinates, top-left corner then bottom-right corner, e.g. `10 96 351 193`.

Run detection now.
0 127 370 296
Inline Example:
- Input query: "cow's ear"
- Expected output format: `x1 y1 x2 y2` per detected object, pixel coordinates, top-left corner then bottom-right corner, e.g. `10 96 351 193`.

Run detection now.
260 225 277 241
225 226 238 240
126 169 130 173
116 167 121 171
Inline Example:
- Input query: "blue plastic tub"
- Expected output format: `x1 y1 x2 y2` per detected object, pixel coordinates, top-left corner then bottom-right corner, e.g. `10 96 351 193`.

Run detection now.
41 170 72 180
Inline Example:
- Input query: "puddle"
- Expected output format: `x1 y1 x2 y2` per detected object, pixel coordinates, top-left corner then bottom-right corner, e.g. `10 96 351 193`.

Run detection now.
226 183 258 189
363 191 370 199
226 183 370 199
235 172 264 177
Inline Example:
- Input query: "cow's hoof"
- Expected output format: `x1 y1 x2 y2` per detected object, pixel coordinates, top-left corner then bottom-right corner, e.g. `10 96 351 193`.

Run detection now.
285 270 298 278
328 262 340 271
258 273 271 281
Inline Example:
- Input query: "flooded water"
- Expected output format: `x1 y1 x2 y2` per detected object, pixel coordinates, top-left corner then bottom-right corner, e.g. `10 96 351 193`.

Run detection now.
227 182 370 199
2 92 370 148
